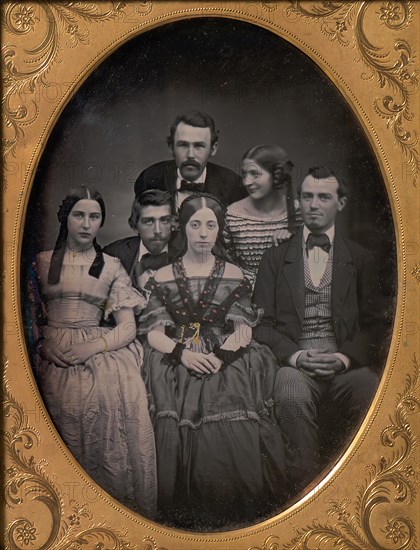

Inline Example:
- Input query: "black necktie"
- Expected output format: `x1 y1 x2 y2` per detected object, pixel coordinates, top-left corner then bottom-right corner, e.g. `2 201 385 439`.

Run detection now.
306 233 331 253
134 252 169 278
179 180 205 193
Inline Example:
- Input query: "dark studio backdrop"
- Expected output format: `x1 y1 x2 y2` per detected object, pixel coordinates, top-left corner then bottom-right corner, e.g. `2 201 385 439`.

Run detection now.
22 17 396 349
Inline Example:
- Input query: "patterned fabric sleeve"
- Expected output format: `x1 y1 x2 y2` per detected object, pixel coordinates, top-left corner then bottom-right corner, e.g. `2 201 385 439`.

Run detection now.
137 279 176 334
224 279 264 327
104 261 148 320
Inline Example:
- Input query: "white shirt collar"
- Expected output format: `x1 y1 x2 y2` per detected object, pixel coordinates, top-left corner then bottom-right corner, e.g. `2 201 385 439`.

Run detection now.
303 224 335 244
138 240 168 262
176 166 207 190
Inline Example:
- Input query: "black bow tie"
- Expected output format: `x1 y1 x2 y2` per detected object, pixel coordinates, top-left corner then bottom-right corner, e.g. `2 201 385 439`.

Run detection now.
306 233 331 253
179 180 205 193
134 251 169 278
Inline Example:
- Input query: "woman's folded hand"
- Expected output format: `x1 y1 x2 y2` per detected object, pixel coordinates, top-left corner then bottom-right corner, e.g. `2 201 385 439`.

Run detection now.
181 350 221 374
41 340 73 367
207 353 223 373
63 341 100 365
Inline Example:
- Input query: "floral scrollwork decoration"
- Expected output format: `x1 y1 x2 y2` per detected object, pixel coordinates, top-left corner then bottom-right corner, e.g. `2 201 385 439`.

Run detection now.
411 263 420 283
3 376 134 549
1 1 152 166
286 1 419 187
142 535 168 550
281 354 419 550
261 2 280 12
249 534 281 550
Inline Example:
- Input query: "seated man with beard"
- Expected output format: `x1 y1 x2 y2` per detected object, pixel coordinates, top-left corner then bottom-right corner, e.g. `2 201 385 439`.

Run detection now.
103 190 176 291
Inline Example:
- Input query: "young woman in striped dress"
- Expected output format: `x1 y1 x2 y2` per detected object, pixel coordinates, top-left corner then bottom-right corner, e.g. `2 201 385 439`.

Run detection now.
224 144 302 288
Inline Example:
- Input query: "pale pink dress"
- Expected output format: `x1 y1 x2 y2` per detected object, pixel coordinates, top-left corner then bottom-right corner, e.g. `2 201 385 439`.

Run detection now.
29 251 157 518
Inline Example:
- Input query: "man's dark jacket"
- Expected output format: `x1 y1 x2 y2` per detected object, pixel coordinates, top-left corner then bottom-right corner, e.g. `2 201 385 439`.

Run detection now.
134 160 246 205
253 229 386 368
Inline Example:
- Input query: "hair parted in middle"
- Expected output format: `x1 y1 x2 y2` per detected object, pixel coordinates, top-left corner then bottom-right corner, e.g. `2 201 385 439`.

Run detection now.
166 110 219 149
171 192 227 259
128 189 175 231
48 185 106 284
242 143 298 233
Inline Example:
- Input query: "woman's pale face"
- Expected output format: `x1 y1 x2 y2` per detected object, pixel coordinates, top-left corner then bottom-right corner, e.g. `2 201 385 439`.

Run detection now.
67 199 102 249
185 206 219 257
241 159 273 199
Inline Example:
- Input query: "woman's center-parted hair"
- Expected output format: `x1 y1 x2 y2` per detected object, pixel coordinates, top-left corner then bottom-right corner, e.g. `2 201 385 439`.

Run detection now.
48 185 106 284
57 185 106 227
178 194 225 233
172 193 228 259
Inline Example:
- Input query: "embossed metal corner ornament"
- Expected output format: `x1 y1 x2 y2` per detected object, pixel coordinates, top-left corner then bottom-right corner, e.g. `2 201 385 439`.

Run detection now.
3 373 134 550
1 1 153 163
286 1 419 187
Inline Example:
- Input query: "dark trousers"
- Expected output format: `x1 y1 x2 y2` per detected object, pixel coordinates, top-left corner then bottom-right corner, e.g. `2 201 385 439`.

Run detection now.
274 366 378 494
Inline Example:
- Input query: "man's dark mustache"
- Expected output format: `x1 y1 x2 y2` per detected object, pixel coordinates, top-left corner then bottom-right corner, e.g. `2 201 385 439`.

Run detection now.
181 161 200 168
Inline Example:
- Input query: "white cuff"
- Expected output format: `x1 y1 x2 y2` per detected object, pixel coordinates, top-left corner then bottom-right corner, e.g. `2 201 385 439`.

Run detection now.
334 352 351 371
288 350 304 367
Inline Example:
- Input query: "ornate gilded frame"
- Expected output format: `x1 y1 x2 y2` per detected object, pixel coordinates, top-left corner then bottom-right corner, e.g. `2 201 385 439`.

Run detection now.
2 2 419 548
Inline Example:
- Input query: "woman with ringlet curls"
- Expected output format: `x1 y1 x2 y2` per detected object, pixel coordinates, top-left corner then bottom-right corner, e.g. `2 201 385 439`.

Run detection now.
26 185 156 518
224 144 302 288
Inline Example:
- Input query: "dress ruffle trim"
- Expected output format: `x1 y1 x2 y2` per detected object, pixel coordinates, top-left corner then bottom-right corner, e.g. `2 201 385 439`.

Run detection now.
138 306 168 322
225 303 264 327
104 286 147 320
155 408 270 429
137 307 175 334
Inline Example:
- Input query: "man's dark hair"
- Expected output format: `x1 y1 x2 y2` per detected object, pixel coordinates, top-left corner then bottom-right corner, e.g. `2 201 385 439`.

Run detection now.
298 166 349 198
128 189 175 231
166 110 219 148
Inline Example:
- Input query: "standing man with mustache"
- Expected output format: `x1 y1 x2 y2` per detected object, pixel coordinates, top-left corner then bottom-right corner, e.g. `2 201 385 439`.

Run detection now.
134 111 245 209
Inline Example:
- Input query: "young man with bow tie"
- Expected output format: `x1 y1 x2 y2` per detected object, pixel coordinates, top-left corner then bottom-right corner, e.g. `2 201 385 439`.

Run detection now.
134 110 245 209
253 166 384 495
103 190 175 292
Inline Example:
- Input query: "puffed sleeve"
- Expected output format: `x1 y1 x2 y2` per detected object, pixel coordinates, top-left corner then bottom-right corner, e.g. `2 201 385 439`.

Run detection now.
224 279 264 327
104 261 148 320
137 279 176 334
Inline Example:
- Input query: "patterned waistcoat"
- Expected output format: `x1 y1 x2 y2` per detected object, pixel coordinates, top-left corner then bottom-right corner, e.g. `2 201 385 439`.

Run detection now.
301 243 335 340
